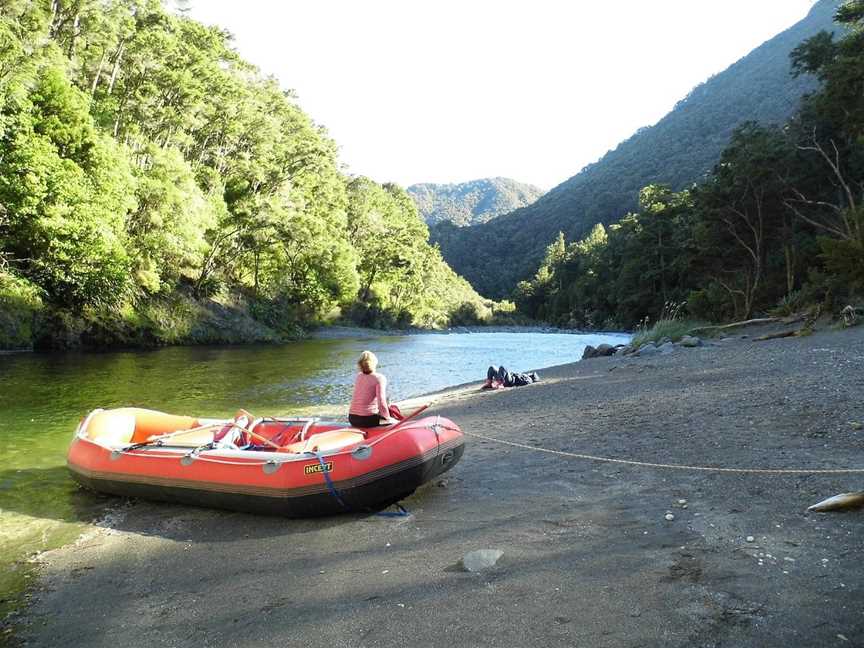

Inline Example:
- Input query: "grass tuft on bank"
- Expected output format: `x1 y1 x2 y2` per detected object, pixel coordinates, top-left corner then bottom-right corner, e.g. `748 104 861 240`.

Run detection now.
630 302 709 347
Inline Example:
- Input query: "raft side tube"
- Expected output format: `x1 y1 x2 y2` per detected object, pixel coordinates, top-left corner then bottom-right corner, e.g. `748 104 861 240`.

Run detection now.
69 440 465 517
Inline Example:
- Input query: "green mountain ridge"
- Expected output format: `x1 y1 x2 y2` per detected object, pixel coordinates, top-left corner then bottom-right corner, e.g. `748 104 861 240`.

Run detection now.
407 177 544 227
432 0 843 298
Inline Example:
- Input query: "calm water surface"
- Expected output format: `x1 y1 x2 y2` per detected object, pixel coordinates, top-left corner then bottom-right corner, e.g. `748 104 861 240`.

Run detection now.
0 331 627 610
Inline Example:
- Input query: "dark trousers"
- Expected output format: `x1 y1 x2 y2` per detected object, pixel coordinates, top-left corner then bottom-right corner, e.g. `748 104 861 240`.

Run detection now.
349 413 385 428
487 365 513 385
487 365 538 387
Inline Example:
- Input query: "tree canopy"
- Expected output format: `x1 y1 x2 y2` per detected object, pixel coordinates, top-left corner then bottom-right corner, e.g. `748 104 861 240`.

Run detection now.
515 1 864 329
0 0 494 348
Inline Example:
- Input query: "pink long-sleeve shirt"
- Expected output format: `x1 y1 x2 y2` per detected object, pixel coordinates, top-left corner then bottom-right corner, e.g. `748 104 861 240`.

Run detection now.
349 372 389 417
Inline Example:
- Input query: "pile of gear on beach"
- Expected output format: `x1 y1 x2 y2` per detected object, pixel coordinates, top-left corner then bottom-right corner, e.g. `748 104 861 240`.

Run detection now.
482 365 540 389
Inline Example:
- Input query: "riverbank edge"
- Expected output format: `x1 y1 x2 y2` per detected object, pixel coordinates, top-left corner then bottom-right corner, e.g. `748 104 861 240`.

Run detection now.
0 314 631 353
307 324 630 339
4 281 587 352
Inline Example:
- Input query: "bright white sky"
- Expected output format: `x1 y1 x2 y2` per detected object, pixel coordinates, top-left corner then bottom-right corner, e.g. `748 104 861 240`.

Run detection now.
187 1 817 190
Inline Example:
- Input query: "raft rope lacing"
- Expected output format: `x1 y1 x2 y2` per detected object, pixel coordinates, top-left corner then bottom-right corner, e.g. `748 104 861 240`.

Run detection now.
461 429 864 475
104 421 444 469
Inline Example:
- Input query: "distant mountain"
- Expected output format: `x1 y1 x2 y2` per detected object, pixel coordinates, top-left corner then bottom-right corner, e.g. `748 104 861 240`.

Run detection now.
433 0 843 298
407 178 544 227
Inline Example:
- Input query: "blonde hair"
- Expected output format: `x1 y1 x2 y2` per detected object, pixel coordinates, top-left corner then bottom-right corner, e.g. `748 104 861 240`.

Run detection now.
357 350 378 374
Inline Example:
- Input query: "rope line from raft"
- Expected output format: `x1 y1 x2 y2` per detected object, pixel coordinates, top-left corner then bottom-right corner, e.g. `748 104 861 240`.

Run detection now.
462 430 864 475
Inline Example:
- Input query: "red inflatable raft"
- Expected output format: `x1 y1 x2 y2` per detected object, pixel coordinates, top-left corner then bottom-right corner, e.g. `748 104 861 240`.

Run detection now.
67 405 464 516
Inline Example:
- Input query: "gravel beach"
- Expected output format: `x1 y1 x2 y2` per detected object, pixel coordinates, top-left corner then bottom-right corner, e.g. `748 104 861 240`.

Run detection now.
14 323 864 647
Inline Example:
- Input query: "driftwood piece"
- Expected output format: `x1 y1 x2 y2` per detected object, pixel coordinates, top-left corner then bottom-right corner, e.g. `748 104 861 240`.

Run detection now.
755 330 797 341
690 318 779 334
754 308 820 342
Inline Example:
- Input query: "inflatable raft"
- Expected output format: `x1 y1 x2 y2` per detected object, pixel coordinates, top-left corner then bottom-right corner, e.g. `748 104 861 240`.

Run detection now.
67 406 464 516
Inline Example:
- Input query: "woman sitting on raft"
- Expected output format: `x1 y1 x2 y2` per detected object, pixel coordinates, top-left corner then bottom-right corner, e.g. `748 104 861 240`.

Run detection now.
349 351 396 428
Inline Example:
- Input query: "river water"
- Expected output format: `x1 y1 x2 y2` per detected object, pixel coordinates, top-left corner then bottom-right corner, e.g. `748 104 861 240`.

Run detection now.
0 330 628 612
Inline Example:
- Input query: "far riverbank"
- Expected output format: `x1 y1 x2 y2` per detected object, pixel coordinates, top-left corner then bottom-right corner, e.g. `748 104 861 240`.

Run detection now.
309 324 629 339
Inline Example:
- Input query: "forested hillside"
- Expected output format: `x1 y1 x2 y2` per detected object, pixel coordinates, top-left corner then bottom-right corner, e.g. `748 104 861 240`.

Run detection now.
0 0 496 349
434 0 843 298
407 178 544 227
515 1 863 331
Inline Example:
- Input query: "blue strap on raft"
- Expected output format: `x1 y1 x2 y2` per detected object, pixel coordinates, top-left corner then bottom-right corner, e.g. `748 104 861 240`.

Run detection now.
309 451 410 517
311 452 349 510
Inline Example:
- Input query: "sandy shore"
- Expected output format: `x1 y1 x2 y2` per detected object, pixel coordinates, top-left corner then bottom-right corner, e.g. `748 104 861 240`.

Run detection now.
13 323 864 647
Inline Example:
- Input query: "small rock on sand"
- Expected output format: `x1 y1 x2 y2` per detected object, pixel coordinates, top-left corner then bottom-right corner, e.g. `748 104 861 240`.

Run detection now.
582 344 616 359
461 549 503 572
637 344 658 357
596 343 616 356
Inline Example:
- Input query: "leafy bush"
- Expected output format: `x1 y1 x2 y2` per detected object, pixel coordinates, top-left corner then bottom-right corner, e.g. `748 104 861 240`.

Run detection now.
448 301 487 327
0 272 43 349
819 236 864 299
687 284 733 324
343 301 400 330
769 290 804 316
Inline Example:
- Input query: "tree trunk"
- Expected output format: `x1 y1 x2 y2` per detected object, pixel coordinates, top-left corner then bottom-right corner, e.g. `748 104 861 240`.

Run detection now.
107 41 126 95
360 267 377 302
67 11 80 58
658 228 667 302
49 0 61 36
253 250 260 299
90 48 108 96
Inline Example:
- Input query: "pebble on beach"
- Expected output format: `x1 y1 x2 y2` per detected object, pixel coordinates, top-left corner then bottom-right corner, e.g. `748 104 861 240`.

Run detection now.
461 549 503 572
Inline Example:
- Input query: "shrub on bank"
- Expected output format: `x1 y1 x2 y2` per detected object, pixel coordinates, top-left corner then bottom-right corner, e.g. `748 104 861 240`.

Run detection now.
448 301 490 327
26 291 285 350
631 318 707 348
630 302 709 347
0 273 44 350
142 293 286 345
